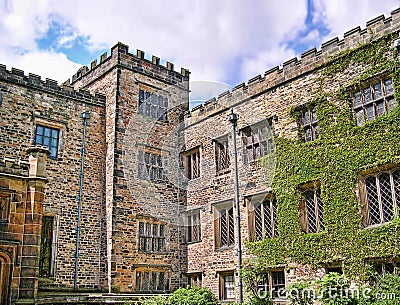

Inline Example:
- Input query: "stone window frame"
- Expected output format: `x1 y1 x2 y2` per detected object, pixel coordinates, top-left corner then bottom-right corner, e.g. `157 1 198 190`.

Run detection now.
358 165 400 228
33 118 65 160
256 269 286 301
213 135 230 174
137 149 168 183
134 268 170 292
181 146 201 180
184 209 201 244
213 201 235 250
138 88 168 121
186 272 202 287
247 193 278 241
368 260 399 277
138 221 166 253
299 183 324 233
38 214 59 278
218 270 235 301
298 105 319 142
240 119 274 164
351 74 396 126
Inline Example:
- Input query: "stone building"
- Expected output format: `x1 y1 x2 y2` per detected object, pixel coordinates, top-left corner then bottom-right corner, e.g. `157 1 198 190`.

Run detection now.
1 8 400 305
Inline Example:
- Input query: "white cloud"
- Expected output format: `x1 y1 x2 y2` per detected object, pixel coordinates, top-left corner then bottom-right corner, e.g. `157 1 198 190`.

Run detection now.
240 46 297 81
0 0 399 87
312 0 400 40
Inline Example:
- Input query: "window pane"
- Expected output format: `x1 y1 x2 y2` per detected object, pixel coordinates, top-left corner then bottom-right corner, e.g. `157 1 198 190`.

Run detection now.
355 109 365 126
393 170 400 216
311 108 317 123
228 208 234 245
387 98 396 111
304 127 312 142
37 125 44 136
36 134 43 145
263 201 273 238
376 101 385 117
364 88 372 103
43 137 50 147
378 173 394 223
366 177 381 225
305 190 317 233
366 105 375 121
44 127 51 137
385 79 394 95
254 204 263 240
354 92 362 107
303 110 310 125
373 83 382 99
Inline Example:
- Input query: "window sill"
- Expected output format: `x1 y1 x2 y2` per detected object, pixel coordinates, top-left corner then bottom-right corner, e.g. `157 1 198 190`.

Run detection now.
184 240 202 245
364 221 392 229
138 250 167 254
215 245 234 252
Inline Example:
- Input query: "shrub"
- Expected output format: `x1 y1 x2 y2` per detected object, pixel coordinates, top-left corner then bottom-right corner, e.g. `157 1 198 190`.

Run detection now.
168 286 219 305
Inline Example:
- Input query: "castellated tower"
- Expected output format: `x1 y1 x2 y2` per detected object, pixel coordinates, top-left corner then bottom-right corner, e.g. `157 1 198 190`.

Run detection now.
69 42 191 292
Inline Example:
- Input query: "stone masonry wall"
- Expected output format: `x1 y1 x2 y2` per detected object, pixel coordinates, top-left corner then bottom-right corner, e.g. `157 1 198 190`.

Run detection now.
70 43 190 292
181 9 400 302
0 67 106 289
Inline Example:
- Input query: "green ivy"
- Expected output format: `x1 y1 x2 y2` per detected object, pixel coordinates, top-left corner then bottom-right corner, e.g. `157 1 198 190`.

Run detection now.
246 33 400 281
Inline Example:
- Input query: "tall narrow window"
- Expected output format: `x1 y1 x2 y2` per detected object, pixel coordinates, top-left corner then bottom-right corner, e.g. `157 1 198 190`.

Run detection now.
185 210 201 243
353 78 396 126
241 122 274 164
138 222 166 252
138 151 167 182
35 125 60 158
0 194 11 222
219 271 235 301
183 148 200 180
215 137 230 173
138 89 168 121
251 198 278 240
300 188 324 233
39 216 54 277
215 205 234 249
300 106 318 142
362 168 400 226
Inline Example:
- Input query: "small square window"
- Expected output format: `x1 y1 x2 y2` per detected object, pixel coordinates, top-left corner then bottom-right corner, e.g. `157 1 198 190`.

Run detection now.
35 125 60 158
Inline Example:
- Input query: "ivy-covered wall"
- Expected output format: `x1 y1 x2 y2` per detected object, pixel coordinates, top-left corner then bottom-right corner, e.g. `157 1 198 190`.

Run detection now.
247 33 400 281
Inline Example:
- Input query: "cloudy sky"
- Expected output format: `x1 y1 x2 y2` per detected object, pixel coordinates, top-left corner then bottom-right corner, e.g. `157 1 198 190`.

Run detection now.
1 0 399 91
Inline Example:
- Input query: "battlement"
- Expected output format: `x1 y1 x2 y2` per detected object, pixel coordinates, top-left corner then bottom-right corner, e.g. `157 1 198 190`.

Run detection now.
0 64 106 105
186 8 400 121
68 42 190 86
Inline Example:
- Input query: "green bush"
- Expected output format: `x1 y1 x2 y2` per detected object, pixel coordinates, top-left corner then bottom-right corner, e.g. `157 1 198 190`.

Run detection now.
141 286 218 305
168 286 219 305
358 274 400 305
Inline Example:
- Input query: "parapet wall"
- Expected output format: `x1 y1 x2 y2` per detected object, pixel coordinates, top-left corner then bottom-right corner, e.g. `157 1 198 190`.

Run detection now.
186 8 400 122
68 42 190 88
0 64 106 105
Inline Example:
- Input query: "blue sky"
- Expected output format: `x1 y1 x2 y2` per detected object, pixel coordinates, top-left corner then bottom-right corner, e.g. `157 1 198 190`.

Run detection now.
0 0 399 102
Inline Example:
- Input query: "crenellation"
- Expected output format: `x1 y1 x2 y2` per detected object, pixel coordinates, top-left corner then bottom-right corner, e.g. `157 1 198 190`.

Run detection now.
11 68 25 77
152 55 160 65
166 61 174 71
100 52 108 63
136 49 145 59
0 64 106 104
366 14 385 27
91 59 97 70
218 90 230 99
28 73 42 85
45 78 59 90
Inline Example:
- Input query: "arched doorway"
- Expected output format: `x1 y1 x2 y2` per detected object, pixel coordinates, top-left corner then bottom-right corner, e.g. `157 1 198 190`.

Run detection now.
0 252 11 305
